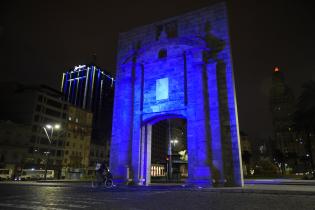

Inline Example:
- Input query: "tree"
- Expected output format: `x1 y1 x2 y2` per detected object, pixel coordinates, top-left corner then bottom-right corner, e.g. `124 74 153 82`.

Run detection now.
293 80 315 171
255 158 279 176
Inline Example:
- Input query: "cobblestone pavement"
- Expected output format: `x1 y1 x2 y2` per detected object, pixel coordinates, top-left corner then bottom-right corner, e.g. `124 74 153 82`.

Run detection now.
0 182 315 210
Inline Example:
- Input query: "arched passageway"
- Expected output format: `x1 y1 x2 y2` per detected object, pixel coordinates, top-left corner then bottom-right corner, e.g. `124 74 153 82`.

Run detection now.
149 118 187 183
110 2 243 187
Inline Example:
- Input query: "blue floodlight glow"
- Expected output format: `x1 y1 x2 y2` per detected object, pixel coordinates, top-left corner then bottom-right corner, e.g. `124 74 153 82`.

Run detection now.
110 2 243 187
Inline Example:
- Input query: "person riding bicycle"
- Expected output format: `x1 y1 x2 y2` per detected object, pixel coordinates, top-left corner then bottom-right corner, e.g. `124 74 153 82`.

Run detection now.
95 160 113 187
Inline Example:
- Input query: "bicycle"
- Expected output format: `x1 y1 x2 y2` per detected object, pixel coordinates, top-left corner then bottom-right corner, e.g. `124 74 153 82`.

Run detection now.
91 169 114 189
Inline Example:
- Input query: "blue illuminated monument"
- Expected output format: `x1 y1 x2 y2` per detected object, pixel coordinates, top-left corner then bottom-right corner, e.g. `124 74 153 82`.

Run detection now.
110 2 243 187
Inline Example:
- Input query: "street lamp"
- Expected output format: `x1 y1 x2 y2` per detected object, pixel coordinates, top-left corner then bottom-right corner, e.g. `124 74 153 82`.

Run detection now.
171 139 178 146
46 124 52 129
43 124 60 143
42 123 61 180
168 138 180 181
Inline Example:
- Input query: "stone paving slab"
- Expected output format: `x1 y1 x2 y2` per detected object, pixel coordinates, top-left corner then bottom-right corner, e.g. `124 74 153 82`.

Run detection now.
1 181 315 196
1 183 315 210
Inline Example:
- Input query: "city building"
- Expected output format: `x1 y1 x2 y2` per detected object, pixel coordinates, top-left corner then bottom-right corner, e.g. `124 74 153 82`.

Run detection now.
62 105 93 179
151 121 168 165
151 119 187 180
0 120 31 177
87 142 108 176
240 132 252 154
61 64 115 163
270 67 305 173
239 131 252 176
0 84 68 176
0 84 94 179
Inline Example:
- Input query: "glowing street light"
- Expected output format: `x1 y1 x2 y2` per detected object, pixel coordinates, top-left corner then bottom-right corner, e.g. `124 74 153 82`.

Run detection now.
171 139 179 146
42 123 61 180
43 124 60 144
46 124 52 129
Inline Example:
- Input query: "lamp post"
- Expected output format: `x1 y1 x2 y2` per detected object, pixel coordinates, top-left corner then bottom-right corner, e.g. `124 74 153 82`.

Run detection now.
167 120 172 180
167 139 179 180
42 124 60 180
170 139 178 147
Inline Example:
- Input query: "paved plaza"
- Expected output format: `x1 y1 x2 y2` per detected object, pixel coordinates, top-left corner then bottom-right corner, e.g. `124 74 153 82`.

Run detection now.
0 181 315 210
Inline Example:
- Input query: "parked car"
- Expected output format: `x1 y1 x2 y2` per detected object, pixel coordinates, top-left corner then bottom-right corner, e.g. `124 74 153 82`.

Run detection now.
0 169 13 181
19 169 54 181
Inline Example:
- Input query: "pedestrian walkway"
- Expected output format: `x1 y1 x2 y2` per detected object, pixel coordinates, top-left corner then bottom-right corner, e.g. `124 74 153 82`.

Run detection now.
1 182 315 210
2 179 315 195
245 178 315 185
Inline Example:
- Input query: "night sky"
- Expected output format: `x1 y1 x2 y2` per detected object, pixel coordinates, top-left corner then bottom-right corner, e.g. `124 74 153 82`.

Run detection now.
1 0 314 142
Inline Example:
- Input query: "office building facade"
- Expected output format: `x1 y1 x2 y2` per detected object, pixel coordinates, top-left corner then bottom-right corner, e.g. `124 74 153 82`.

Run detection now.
270 67 305 173
1 84 94 178
61 65 114 160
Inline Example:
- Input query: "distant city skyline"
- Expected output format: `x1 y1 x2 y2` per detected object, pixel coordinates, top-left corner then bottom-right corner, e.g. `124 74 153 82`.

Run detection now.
1 0 314 141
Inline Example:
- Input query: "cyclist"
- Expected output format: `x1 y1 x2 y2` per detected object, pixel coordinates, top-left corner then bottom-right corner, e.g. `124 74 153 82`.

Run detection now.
95 160 113 188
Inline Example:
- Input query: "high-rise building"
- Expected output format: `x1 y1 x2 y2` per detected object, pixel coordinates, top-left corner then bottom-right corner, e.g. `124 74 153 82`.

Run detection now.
270 67 304 173
61 65 114 150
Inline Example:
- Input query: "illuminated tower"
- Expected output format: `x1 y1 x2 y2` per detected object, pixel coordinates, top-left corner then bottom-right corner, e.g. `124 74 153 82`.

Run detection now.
61 65 114 147
270 67 299 172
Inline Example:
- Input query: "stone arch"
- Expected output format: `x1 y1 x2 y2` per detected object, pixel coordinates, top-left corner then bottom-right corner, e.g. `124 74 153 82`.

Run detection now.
138 112 187 185
110 3 243 187
143 112 186 126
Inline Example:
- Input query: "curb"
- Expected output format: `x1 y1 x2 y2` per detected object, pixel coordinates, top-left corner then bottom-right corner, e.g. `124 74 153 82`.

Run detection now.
36 180 91 184
199 188 315 196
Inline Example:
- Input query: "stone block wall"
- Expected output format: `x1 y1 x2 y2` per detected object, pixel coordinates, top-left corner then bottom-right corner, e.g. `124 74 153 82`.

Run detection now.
111 2 243 187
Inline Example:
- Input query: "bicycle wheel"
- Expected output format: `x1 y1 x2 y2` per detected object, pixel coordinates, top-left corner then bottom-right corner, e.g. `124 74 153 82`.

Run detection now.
104 179 113 188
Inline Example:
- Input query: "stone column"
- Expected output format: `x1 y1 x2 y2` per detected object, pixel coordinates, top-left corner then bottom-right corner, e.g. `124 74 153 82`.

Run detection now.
144 124 152 186
216 60 243 187
186 50 212 186
206 62 224 185
110 63 134 184
138 124 147 185
131 63 144 184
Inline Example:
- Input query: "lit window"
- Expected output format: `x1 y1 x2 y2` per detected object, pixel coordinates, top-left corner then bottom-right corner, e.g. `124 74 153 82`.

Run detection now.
156 77 169 100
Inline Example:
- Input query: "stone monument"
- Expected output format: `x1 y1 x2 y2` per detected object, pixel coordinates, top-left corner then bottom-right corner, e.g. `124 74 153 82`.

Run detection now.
110 2 243 187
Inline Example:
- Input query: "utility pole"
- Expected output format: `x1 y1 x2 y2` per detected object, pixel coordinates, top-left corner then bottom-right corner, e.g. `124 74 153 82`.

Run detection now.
167 119 172 181
43 124 60 180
